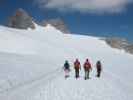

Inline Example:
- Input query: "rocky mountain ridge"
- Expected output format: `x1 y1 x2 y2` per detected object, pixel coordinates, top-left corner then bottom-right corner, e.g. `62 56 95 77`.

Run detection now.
41 18 70 33
8 8 70 33
8 8 35 29
104 37 133 54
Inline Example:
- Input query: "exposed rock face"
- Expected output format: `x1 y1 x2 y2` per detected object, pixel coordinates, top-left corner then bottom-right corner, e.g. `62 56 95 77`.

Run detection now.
42 18 70 33
8 8 35 29
105 37 133 54
8 9 70 32
105 38 128 49
125 44 133 54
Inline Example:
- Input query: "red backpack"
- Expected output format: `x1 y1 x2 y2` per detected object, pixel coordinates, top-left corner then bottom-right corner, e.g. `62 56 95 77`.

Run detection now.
74 61 80 69
84 62 91 70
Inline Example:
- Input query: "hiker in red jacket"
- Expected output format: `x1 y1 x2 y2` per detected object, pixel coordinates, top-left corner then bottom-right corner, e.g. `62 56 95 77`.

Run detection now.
96 60 102 78
83 59 92 80
74 59 81 78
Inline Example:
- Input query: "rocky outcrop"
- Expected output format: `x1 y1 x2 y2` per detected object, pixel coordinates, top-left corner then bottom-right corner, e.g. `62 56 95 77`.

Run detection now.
42 18 70 33
125 44 133 54
105 38 128 49
105 37 133 54
7 9 70 33
8 8 35 29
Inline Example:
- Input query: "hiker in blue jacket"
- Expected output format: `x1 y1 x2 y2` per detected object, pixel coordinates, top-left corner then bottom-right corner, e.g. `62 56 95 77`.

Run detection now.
63 60 70 78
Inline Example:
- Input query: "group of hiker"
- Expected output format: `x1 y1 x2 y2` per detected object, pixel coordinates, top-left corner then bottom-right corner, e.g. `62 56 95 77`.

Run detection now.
63 58 102 80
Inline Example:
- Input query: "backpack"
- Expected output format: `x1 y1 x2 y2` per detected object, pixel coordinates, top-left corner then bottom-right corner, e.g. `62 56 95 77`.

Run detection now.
97 61 101 70
84 62 91 70
74 61 80 69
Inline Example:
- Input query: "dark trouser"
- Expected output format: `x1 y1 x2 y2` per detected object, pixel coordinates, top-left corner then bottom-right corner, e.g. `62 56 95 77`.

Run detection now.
85 70 90 79
97 69 101 77
75 69 79 78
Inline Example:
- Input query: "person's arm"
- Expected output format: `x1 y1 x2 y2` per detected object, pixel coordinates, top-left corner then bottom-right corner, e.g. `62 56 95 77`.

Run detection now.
83 63 85 70
68 63 71 71
73 62 75 69
90 63 92 71
79 63 81 70
101 64 102 71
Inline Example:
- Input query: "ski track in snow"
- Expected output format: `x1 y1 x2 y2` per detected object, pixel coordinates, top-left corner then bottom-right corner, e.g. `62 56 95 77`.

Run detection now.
1 68 132 100
32 69 133 100
0 68 62 94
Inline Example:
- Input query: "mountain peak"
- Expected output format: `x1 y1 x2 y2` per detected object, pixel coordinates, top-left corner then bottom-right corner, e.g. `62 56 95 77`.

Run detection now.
41 18 70 33
8 8 35 29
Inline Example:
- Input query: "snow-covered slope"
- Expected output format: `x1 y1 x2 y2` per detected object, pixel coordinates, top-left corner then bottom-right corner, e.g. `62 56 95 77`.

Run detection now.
0 24 133 100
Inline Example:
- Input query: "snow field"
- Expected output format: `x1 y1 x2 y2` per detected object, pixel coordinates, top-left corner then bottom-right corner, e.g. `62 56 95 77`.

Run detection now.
0 24 133 100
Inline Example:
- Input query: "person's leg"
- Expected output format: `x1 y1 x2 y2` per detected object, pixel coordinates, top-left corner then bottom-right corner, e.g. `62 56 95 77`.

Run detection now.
87 70 90 79
97 70 101 77
97 69 99 77
75 69 77 78
84 70 87 80
75 69 79 78
65 70 69 78
77 69 79 78
98 70 101 77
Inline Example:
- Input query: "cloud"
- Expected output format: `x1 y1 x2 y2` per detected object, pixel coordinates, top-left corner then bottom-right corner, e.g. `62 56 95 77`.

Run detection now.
35 0 133 14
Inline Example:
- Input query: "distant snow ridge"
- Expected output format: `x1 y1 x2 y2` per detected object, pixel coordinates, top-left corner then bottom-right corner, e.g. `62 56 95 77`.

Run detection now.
7 8 70 34
105 37 133 54
41 18 70 34
8 8 35 29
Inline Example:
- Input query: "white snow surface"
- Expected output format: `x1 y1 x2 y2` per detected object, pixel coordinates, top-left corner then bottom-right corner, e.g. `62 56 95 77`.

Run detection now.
0 24 133 100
